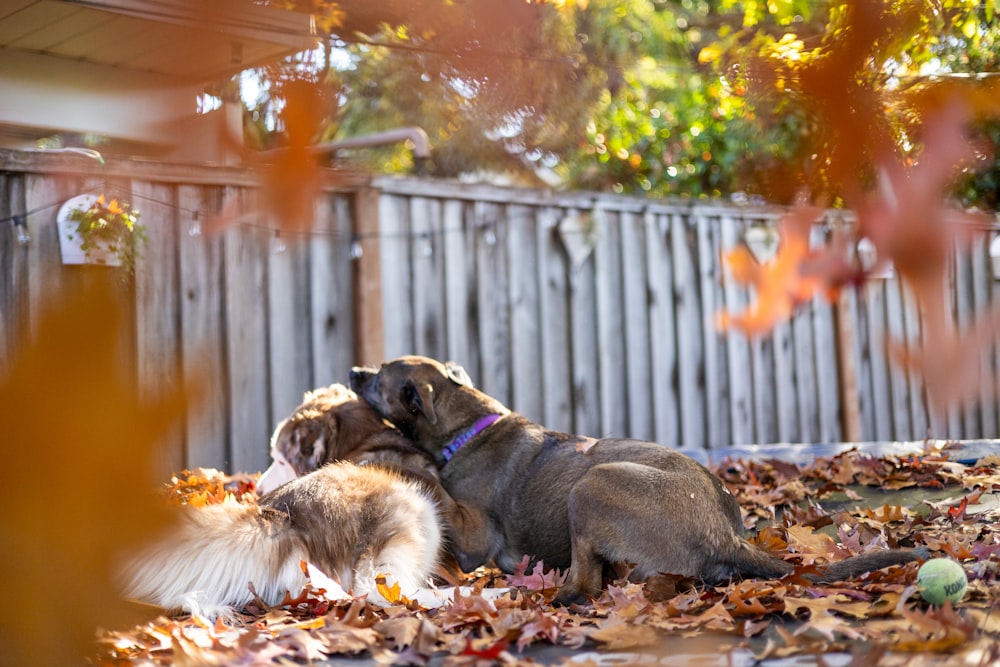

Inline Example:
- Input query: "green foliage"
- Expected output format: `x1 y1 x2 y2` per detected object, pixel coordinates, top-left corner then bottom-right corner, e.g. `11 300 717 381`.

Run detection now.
332 0 598 180
257 0 1000 207
565 0 1000 204
956 120 1000 210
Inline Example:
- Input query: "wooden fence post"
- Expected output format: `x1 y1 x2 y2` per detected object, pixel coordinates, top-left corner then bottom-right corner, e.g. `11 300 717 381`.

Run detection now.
353 186 384 366
835 291 863 442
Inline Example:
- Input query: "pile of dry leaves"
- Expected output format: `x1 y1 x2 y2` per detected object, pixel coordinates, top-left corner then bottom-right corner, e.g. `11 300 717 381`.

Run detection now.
95 443 1000 666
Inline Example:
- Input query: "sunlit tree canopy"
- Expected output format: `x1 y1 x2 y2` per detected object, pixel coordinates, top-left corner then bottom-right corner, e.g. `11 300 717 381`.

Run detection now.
252 0 1000 208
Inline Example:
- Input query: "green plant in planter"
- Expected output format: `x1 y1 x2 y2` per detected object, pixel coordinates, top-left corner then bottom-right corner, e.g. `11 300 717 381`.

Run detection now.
66 194 147 273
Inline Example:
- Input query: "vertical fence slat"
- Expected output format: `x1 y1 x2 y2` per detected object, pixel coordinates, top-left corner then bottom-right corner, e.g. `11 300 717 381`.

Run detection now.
864 282 893 441
647 212 679 446
847 289 874 441
989 240 1000 437
954 247 980 438
0 171 10 371
26 173 77 336
538 206 572 432
698 213 728 448
178 185 227 469
268 231 311 423
224 188 270 474
773 319 797 442
596 208 628 438
134 181 184 476
353 187 383 366
508 205 542 422
792 303 818 443
443 200 473 367
378 194 412 359
884 277 912 439
310 194 355 385
621 211 653 441
305 195 335 386
751 336 777 443
568 207 600 436
673 211 705 449
971 237 998 438
411 196 445 358
0 173 28 374
902 287 929 440
475 201 510 401
814 296 841 443
943 256 964 436
720 214 753 445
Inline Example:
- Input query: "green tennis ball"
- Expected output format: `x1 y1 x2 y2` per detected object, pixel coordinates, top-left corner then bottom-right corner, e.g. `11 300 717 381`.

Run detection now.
916 558 968 606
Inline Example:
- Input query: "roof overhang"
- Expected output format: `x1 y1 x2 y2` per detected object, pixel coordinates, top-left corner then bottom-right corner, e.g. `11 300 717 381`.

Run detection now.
0 0 316 160
1 0 317 81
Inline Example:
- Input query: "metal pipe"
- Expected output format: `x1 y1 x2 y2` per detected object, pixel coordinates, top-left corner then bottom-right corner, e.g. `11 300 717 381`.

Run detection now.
313 127 431 160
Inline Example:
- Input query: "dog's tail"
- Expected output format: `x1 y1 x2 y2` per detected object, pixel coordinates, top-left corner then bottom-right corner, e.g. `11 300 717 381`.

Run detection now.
806 546 927 583
725 539 925 583
718 540 797 581
119 501 307 618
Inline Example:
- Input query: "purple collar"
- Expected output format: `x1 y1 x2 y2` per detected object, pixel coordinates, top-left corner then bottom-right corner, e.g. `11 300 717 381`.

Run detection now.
441 414 503 463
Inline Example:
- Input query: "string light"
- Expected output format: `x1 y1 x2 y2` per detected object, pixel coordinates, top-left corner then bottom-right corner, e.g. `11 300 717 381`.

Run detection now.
350 237 364 259
188 211 202 237
13 215 30 245
272 230 287 254
5 185 998 255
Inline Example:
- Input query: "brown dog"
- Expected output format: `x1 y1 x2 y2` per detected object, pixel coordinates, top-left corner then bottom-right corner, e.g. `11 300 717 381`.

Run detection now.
256 383 464 586
257 383 440 499
350 355 921 604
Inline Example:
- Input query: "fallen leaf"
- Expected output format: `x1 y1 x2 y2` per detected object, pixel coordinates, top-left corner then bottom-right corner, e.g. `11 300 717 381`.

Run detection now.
505 555 566 590
306 562 350 602
784 525 842 563
459 637 509 658
725 581 785 617
587 617 661 650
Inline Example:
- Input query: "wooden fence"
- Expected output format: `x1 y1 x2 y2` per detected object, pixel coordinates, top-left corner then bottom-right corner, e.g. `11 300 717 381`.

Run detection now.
2 150 998 475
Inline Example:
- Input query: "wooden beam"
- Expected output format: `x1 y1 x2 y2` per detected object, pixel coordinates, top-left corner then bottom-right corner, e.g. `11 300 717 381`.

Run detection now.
353 187 384 366
0 150 370 190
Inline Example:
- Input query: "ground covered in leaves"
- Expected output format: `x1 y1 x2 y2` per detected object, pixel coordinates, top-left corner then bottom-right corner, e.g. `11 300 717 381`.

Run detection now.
95 443 1000 666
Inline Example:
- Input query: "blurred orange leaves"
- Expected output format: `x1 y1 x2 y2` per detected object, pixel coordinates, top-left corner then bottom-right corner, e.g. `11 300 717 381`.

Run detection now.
207 77 337 236
257 78 332 233
718 206 831 334
720 0 1000 413
0 282 193 666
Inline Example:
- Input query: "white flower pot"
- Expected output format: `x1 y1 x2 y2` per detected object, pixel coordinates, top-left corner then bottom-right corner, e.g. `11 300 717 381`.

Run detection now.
57 194 122 267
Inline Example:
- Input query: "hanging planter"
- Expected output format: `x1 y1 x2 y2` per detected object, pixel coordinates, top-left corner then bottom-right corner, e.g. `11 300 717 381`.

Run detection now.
57 194 146 273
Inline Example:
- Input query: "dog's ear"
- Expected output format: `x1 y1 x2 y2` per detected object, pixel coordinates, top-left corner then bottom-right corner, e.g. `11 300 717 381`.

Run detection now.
297 431 327 471
445 362 473 388
403 379 438 424
272 418 327 474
